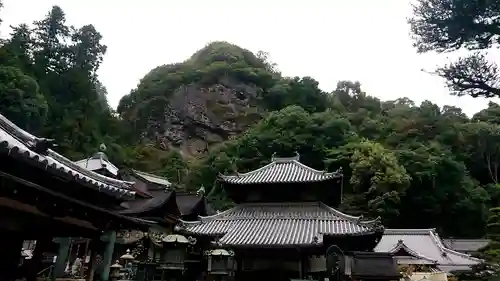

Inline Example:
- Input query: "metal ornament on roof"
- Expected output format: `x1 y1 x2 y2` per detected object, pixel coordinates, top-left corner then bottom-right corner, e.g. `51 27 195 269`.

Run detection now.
204 249 235 256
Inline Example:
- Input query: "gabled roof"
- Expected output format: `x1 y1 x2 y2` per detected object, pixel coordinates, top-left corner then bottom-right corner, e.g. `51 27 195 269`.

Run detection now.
375 229 482 271
177 202 382 247
0 114 135 198
388 239 437 264
219 153 342 185
119 190 174 215
130 170 172 187
75 152 119 176
176 192 204 216
442 239 490 253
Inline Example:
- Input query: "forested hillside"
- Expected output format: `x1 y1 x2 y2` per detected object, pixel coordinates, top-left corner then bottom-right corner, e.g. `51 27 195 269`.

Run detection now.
2 0 500 241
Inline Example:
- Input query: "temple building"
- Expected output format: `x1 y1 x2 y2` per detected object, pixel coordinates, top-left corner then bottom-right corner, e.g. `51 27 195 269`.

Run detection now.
177 153 400 281
0 113 155 281
375 229 482 273
75 150 212 278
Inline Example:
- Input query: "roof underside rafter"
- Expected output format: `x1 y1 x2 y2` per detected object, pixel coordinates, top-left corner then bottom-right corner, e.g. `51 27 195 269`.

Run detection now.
0 114 135 199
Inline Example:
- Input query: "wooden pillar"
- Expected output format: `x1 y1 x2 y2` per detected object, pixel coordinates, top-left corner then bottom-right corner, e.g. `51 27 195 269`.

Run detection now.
0 232 24 281
52 237 71 281
101 230 116 281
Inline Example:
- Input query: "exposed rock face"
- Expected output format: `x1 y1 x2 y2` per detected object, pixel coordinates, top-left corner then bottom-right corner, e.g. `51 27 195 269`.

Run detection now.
154 82 262 157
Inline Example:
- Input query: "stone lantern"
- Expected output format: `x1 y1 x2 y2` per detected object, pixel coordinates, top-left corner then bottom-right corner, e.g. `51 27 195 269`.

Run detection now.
160 234 196 270
205 248 235 280
110 260 122 281
120 249 136 280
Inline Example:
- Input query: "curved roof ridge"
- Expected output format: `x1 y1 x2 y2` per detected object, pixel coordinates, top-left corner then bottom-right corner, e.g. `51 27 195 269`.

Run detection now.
319 202 379 223
389 240 437 263
0 113 38 146
272 154 300 162
197 205 241 221
48 149 135 189
293 160 335 175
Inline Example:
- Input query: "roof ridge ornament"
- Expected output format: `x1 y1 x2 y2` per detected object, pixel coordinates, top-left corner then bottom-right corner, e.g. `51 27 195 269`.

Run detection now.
271 151 300 162
31 138 57 155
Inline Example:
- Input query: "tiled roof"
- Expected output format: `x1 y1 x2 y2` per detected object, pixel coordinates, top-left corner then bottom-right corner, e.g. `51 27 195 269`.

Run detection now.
375 229 482 272
219 154 342 184
176 192 204 216
442 239 490 253
75 152 119 176
388 239 437 264
178 202 382 247
131 170 172 187
0 114 135 198
119 190 173 215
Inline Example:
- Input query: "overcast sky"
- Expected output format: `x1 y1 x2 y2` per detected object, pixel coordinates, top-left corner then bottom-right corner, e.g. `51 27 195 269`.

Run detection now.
1 0 497 116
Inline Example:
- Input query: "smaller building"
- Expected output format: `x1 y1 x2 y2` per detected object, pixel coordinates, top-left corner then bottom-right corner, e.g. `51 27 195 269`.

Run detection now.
375 229 482 273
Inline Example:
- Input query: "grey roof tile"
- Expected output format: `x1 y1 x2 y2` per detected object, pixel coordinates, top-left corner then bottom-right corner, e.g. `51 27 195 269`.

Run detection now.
178 202 382 247
375 229 482 271
219 154 342 184
0 114 135 198
131 170 172 187
119 190 173 215
75 152 119 176
442 239 490 253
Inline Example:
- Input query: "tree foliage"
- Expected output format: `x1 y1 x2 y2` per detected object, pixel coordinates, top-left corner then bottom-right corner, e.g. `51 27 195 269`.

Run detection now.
2 4 500 240
409 0 500 98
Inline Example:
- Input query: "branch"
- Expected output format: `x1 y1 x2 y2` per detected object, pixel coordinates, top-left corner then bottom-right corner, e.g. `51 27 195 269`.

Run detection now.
409 0 500 53
435 53 500 98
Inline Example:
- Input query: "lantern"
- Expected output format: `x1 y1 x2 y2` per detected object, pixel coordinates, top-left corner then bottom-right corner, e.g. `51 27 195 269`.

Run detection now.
205 248 235 277
120 249 136 279
110 260 122 281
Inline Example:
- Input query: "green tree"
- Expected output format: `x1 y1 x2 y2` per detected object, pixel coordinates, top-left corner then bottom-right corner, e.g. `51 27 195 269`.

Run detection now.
409 0 500 98
0 66 47 131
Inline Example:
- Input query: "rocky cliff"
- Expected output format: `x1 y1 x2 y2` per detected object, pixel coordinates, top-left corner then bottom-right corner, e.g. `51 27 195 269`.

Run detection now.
117 42 275 157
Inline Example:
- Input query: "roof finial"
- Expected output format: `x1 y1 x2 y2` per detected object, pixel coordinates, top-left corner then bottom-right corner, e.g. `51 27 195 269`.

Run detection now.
294 151 300 161
99 143 107 152
271 152 277 161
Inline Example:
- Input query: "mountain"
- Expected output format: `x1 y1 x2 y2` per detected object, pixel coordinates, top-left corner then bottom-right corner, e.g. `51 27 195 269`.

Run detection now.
118 42 272 157
117 41 329 157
